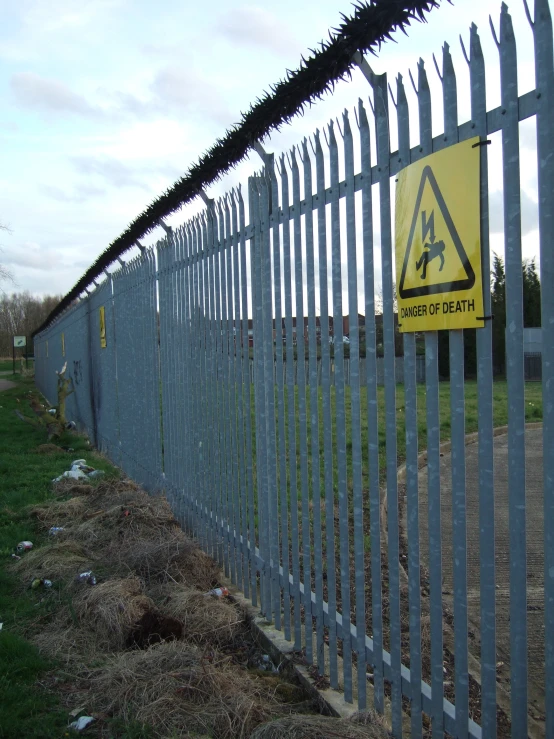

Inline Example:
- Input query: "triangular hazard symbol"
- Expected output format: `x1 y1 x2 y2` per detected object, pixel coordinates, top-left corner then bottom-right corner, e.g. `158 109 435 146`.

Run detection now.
398 165 475 299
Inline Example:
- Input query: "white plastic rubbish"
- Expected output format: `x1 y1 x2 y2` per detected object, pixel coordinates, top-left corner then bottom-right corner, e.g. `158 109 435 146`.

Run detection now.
69 716 95 731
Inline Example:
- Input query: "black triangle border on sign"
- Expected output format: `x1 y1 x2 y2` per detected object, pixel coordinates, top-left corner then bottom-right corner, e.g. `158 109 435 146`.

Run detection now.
398 164 475 299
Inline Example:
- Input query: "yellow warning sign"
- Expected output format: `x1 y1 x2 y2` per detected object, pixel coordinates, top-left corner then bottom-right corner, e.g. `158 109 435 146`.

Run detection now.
395 137 484 332
61 333 65 357
99 306 107 348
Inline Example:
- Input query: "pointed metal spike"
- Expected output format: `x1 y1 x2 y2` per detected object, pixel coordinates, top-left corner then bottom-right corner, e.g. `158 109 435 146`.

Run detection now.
489 14 500 47
433 52 442 81
388 82 397 108
409 68 418 95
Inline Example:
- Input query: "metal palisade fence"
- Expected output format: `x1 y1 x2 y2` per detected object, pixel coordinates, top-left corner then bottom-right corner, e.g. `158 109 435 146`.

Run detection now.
34 2 553 737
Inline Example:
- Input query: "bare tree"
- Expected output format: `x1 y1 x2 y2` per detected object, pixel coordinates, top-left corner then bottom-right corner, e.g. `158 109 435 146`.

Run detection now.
0 222 14 287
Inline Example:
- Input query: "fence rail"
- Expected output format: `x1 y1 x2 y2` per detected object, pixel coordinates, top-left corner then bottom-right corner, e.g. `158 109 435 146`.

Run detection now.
35 3 553 737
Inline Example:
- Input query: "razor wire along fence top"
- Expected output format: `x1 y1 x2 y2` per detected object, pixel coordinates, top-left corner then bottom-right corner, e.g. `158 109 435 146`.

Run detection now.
34 2 553 739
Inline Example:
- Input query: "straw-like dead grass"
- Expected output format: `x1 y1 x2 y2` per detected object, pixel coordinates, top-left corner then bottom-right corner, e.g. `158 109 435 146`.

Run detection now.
250 713 392 739
74 577 154 650
30 496 90 529
156 584 244 648
12 540 94 586
107 531 219 590
89 640 287 738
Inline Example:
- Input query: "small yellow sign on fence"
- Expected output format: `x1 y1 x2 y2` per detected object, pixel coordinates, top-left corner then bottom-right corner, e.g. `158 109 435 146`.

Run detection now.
99 306 107 348
61 333 65 357
395 137 484 332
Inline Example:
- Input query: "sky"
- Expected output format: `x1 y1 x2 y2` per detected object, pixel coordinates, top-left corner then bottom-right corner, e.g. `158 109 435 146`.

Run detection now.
0 0 542 298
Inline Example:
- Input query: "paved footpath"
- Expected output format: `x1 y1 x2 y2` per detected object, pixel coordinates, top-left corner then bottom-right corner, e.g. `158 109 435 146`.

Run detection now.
0 378 16 391
406 425 545 724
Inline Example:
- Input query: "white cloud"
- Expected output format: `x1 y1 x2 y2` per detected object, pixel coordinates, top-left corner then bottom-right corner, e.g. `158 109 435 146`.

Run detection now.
10 72 101 118
216 6 301 56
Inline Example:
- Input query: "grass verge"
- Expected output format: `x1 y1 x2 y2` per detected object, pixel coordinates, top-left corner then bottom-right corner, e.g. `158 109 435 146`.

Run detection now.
0 376 117 737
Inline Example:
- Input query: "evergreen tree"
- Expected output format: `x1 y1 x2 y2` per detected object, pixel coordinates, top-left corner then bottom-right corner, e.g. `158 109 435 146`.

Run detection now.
522 258 541 327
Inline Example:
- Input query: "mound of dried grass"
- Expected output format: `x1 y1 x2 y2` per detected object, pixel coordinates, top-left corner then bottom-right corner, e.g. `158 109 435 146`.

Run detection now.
52 479 95 497
89 640 284 738
250 713 392 739
106 531 219 590
157 584 244 648
12 540 94 585
75 577 154 650
30 496 89 529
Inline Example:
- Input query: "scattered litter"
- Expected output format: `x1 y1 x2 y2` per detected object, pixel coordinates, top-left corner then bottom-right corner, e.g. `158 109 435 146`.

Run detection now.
77 571 97 586
204 587 229 598
69 716 95 731
54 459 104 483
53 468 88 482
31 578 53 589
16 541 33 553
66 421 77 430
49 526 65 536
47 408 57 415
0 623 3 631
69 706 86 718
11 553 21 561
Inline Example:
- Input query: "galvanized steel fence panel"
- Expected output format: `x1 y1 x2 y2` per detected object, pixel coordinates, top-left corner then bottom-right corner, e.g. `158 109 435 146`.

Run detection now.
34 3 554 736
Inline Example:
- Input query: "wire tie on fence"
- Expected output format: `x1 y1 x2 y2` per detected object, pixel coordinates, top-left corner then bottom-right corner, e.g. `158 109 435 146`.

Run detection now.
472 140 491 148
476 314 494 321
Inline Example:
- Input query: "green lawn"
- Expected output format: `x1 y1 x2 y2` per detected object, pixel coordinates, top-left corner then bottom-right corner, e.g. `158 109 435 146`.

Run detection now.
0 377 115 737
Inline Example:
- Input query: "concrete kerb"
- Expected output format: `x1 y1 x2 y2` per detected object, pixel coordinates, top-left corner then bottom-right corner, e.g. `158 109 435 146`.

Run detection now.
383 422 544 738
218 574 399 733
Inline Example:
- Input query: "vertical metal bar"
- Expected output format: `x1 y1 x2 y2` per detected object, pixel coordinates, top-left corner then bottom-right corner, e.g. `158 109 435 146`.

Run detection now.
251 177 271 616
465 25 497 735
302 139 324 670
192 220 204 549
281 156 302 648
329 122 352 700
199 219 210 542
214 207 230 576
206 211 219 556
394 75 422 737
291 148 313 663
199 216 211 550
532 2 554 734
230 195 244 592
372 69 402 735
314 131 338 686
359 98 384 713
260 168 281 629
238 188 257 605
496 7 527 735
269 156 291 640
226 196 243 591
343 111 366 708
440 42 470 737
219 200 236 584
417 57 444 738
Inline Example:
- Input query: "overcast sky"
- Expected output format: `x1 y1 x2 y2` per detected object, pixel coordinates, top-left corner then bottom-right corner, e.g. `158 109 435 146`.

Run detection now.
0 0 541 298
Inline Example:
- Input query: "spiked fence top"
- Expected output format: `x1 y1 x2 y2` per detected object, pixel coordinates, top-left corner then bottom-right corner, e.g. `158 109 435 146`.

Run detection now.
34 0 443 336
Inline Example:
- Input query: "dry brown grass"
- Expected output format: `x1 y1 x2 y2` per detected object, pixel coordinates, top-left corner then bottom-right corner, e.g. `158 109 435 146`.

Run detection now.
156 583 244 648
74 577 155 650
250 713 392 739
30 496 89 528
88 640 285 738
12 540 94 586
107 531 219 589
